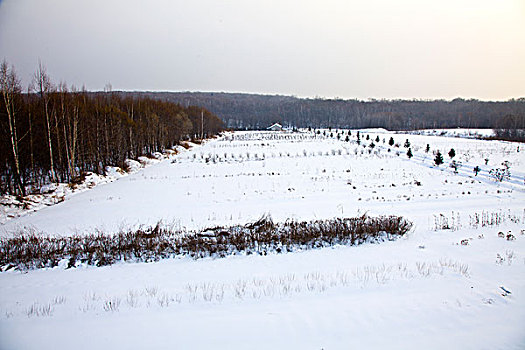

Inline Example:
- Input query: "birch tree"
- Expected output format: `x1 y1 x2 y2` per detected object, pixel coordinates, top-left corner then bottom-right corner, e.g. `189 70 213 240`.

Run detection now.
34 62 57 182
0 60 25 195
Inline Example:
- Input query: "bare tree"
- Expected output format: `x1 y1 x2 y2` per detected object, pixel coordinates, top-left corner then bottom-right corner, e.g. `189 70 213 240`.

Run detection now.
0 60 25 195
58 82 79 179
34 61 57 182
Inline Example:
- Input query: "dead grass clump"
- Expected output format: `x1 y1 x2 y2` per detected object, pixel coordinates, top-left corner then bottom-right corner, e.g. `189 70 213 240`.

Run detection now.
1 215 412 271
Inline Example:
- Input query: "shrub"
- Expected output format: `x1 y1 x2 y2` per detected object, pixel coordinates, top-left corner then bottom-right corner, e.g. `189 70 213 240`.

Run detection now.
1 215 413 270
489 162 511 182
449 160 461 173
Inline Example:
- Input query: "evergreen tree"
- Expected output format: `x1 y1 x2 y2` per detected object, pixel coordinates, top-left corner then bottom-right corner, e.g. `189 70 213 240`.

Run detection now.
407 148 413 159
448 148 456 158
425 144 430 153
404 139 411 148
389 137 394 146
434 151 444 166
473 166 480 176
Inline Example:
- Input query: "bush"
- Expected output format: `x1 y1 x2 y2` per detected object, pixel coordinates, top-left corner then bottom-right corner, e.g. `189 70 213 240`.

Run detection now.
0 215 413 270
489 161 511 182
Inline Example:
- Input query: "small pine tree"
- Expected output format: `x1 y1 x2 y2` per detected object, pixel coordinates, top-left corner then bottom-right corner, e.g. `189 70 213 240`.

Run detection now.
473 166 480 176
407 148 413 159
425 144 430 153
345 135 349 142
404 139 411 148
366 134 370 140
450 160 459 173
375 136 380 142
389 137 394 146
434 151 444 166
448 148 456 158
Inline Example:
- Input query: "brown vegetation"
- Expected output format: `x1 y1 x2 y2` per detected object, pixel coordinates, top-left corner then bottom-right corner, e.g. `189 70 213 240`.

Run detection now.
0 215 412 270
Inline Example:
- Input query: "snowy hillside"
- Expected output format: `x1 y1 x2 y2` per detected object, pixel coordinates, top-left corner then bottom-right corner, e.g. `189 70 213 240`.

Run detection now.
1 130 524 349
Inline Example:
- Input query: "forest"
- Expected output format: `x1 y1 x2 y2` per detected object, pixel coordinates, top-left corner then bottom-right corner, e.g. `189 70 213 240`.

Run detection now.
125 91 525 136
0 62 224 196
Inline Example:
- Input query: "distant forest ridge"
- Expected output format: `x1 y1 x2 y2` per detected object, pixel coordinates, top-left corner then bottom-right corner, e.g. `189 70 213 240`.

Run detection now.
110 91 525 132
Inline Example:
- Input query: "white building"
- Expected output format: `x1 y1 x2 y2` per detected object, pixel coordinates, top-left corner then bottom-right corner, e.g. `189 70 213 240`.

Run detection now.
267 123 283 131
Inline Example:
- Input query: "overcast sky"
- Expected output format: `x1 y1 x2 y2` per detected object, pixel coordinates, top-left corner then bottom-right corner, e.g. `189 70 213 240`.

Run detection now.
0 0 523 100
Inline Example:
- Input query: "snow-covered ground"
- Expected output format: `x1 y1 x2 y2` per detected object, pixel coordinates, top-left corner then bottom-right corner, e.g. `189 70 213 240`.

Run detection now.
404 128 495 139
1 130 523 236
1 130 524 349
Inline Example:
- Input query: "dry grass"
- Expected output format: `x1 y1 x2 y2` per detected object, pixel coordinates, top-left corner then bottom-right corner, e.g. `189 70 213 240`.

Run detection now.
1 215 412 270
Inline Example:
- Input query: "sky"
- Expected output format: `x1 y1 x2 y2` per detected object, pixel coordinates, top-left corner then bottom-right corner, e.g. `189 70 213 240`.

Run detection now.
0 0 524 100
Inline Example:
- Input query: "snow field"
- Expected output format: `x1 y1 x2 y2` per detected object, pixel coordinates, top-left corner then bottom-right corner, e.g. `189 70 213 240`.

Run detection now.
0 130 524 349
1 130 523 236
1 223 524 349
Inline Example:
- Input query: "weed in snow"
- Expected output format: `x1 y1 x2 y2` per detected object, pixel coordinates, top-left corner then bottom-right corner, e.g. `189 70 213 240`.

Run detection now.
26 302 53 317
103 297 121 312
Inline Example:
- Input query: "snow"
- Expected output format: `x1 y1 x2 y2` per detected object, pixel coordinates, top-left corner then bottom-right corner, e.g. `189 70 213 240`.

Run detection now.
2 130 523 236
0 150 183 226
1 130 524 349
405 128 496 138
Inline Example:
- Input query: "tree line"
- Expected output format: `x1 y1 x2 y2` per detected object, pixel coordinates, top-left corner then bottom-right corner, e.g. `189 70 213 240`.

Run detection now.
125 91 525 136
0 61 224 196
